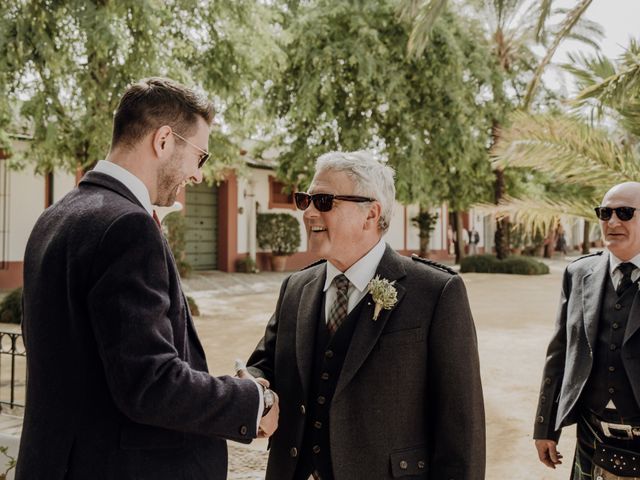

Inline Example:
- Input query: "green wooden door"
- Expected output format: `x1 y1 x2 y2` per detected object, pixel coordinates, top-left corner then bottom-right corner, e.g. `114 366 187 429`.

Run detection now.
185 183 218 270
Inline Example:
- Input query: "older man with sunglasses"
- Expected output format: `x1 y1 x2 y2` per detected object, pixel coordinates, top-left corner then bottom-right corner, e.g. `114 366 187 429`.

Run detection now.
246 151 485 480
535 182 640 479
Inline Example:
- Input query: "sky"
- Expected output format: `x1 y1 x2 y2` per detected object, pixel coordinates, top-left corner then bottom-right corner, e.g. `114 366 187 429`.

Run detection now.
549 0 640 94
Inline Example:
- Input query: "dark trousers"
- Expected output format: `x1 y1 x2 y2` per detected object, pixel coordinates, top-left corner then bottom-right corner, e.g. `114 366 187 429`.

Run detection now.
573 412 640 479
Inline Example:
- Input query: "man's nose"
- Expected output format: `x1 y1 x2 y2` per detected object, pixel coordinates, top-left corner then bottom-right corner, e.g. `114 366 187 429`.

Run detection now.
303 202 320 220
191 169 203 184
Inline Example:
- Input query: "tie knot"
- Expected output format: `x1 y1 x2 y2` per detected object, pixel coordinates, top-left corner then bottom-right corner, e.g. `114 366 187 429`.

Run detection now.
334 274 349 292
619 262 636 277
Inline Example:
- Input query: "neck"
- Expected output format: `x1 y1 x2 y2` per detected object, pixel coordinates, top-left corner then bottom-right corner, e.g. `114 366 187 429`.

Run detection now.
106 148 157 203
331 236 382 272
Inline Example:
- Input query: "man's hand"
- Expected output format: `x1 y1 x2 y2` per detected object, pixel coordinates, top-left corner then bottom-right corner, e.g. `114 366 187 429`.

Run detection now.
258 391 279 438
236 363 279 438
535 439 563 468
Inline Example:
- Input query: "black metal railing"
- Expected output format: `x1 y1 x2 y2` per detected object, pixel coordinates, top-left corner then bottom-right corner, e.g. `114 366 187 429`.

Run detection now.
0 331 26 410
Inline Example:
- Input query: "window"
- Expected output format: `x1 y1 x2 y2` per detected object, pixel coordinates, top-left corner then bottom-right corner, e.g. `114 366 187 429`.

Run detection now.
268 176 295 210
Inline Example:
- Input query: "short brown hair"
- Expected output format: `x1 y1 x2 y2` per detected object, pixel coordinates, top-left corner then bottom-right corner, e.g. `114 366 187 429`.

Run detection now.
111 77 214 149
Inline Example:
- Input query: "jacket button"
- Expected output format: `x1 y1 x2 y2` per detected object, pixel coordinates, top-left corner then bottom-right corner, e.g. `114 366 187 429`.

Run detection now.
609 387 615 394
325 350 334 358
317 396 326 405
544 377 551 385
321 372 330 380
300 404 306 415
615 303 622 310
613 322 620 329
609 366 616 372
313 445 321 454
540 395 546 403
290 447 298 457
537 415 544 423
610 344 617 351
314 421 323 429
399 460 408 470
239 425 248 435
418 460 425 469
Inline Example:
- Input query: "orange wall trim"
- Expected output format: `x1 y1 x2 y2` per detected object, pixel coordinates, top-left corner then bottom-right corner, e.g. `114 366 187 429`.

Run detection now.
217 173 238 272
0 262 24 290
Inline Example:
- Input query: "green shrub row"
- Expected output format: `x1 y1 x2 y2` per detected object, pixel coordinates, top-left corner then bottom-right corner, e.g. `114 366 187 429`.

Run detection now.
0 287 22 324
460 254 549 275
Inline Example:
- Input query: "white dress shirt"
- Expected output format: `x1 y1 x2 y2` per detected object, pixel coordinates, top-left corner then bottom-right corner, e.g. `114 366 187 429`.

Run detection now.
323 237 386 322
608 251 640 290
92 160 265 427
93 160 154 216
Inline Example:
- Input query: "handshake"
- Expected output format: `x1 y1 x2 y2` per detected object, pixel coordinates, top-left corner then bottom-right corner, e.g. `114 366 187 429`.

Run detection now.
235 360 280 438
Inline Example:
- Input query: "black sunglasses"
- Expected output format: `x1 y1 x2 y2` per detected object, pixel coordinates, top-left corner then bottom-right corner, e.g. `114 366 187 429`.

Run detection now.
594 206 638 221
294 192 376 212
171 131 210 169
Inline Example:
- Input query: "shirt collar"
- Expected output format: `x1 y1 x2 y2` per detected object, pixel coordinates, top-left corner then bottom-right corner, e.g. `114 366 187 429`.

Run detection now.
93 160 153 216
324 238 386 293
608 251 640 275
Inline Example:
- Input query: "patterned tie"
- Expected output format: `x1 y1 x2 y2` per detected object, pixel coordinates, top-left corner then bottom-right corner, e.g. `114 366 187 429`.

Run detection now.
327 274 349 335
616 262 636 296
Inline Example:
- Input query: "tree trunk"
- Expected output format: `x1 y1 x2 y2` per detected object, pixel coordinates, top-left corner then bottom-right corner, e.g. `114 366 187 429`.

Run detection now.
452 210 465 264
494 168 510 260
582 220 591 254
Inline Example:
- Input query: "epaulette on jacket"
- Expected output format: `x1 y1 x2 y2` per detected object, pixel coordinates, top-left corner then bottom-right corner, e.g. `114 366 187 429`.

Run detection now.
569 250 603 264
300 259 327 271
411 254 458 275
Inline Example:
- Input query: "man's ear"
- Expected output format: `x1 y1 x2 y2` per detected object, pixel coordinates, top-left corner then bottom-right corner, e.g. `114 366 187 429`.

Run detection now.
364 202 382 230
152 125 173 160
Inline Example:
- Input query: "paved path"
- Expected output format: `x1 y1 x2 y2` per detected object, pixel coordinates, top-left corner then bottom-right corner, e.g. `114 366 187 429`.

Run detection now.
0 255 585 479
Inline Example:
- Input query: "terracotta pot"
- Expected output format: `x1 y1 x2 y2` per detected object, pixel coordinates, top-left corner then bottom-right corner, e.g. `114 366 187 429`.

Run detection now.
270 254 288 272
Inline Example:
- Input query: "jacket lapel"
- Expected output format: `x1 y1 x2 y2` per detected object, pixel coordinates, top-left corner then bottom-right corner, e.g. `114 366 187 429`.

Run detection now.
296 269 326 397
334 246 406 399
582 254 609 349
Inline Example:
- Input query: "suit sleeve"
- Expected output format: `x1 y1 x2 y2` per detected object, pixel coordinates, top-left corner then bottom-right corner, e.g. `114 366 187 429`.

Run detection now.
533 267 571 442
428 274 485 480
87 212 260 442
246 276 291 384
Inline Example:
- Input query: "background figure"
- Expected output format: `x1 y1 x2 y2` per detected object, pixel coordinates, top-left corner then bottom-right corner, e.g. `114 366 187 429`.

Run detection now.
247 151 485 480
16 77 277 480
470 228 480 255
534 182 640 479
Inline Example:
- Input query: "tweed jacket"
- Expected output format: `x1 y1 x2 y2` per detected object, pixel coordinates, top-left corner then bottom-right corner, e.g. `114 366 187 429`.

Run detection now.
16 171 259 480
248 246 485 480
534 251 640 441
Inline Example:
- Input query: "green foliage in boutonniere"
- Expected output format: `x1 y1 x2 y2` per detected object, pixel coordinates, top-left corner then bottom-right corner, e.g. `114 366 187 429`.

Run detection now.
368 275 398 321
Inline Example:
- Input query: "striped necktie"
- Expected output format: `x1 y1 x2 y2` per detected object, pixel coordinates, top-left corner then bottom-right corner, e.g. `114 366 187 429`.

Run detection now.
327 274 349 335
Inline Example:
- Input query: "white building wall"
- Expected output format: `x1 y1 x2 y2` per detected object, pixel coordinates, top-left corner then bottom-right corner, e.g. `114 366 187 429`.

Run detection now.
8 168 45 261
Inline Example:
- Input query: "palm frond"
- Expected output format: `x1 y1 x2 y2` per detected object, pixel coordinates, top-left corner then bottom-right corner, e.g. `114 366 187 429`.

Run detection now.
573 42 640 109
402 0 449 56
492 111 640 188
475 195 596 234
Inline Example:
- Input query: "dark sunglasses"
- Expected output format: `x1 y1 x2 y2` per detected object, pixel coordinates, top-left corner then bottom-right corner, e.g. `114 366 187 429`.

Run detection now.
594 206 638 221
294 192 376 212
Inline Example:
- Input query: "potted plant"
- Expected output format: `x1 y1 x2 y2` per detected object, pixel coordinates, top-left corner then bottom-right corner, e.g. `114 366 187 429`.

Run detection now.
257 213 301 271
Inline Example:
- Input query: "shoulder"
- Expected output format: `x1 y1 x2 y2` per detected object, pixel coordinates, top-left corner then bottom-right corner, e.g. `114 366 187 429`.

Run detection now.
410 254 458 276
566 251 604 275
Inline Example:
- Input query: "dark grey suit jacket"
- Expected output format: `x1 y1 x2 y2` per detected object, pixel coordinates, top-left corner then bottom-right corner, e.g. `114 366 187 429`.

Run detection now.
534 252 640 441
16 172 260 480
248 246 485 480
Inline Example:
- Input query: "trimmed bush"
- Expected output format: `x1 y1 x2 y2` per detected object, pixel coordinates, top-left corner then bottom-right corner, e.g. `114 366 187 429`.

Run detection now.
187 296 200 316
460 255 549 275
0 287 22 324
257 213 301 256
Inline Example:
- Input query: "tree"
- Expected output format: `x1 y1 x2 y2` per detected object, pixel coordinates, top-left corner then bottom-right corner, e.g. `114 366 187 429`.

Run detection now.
399 0 601 258
268 1 496 261
490 41 640 234
0 0 277 180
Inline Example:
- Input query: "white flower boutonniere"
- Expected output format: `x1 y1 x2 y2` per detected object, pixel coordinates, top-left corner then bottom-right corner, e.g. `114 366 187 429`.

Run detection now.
368 275 398 321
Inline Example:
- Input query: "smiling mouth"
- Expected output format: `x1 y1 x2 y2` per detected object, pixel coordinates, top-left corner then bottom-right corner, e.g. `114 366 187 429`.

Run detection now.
310 226 327 233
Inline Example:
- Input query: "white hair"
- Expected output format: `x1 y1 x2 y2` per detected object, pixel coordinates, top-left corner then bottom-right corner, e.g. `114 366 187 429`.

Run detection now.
315 150 396 232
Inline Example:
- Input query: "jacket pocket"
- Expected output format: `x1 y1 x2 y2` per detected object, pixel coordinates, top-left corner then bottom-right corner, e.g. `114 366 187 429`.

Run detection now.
120 423 186 450
389 445 428 477
379 327 424 348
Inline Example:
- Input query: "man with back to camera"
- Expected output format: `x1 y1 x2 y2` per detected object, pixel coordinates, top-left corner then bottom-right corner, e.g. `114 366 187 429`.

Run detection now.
535 182 640 479
247 150 485 480
16 77 278 480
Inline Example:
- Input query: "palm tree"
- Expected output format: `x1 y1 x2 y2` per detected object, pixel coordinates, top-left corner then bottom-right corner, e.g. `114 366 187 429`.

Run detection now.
398 0 601 258
490 40 640 245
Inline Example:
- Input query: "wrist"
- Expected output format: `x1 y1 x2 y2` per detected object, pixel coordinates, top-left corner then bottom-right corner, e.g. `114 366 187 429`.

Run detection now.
260 383 275 417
